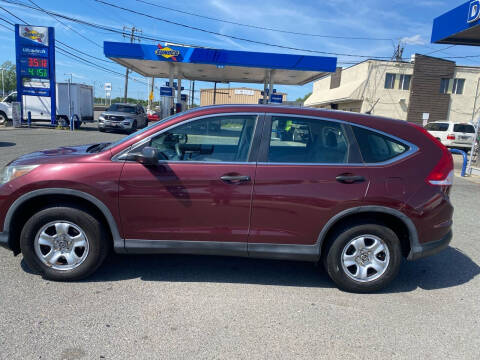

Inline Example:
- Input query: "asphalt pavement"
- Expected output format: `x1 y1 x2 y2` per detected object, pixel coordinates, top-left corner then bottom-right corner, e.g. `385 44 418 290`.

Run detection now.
0 125 479 359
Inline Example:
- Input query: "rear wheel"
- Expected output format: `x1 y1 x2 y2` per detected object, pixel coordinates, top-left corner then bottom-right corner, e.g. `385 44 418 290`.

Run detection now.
324 223 402 293
0 111 7 125
20 206 109 281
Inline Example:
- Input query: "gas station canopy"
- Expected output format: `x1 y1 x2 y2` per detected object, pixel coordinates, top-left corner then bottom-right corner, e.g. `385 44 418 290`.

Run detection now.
432 1 480 46
104 41 337 85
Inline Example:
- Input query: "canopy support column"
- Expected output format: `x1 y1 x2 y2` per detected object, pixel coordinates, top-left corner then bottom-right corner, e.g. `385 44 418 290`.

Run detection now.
148 76 154 110
177 75 182 112
169 63 175 115
263 74 268 104
269 70 274 104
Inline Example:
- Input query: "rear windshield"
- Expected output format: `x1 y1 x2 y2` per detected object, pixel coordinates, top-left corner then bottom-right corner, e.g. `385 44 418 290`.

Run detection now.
453 124 475 133
352 126 409 163
107 104 136 113
425 123 449 131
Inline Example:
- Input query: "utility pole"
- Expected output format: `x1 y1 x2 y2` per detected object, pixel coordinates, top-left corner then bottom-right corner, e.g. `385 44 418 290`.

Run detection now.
393 42 404 62
0 68 5 98
123 26 142 103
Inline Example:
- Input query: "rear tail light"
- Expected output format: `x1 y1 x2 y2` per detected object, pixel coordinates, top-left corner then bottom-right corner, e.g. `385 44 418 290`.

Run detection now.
408 123 454 186
446 134 456 140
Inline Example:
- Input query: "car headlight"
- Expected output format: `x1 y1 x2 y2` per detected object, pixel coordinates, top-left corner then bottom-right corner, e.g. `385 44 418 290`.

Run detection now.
98 116 105 122
1 165 39 185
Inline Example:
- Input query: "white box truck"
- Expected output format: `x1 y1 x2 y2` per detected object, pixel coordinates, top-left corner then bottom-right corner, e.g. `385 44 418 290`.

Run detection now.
0 82 94 127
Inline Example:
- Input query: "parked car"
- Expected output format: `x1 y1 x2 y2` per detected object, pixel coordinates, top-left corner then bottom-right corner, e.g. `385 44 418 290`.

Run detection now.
0 105 454 292
425 121 476 152
147 109 160 122
98 103 148 133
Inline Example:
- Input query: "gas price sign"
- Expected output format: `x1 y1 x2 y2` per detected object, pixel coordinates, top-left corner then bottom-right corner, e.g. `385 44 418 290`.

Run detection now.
15 24 56 123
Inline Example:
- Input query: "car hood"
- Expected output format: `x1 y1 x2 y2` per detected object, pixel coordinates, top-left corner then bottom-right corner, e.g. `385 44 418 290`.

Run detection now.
8 144 102 166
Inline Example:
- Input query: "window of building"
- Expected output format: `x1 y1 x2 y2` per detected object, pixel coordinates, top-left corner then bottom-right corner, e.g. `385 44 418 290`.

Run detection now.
452 79 465 94
268 117 352 164
440 78 465 95
399 74 411 90
385 73 396 89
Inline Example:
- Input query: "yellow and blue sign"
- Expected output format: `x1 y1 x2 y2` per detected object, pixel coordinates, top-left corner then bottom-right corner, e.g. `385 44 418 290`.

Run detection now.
15 24 56 124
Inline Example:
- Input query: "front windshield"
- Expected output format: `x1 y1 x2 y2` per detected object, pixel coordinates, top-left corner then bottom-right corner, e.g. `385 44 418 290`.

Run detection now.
104 113 180 151
107 104 136 113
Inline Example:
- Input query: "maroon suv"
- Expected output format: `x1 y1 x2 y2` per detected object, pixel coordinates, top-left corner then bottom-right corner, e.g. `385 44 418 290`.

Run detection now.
0 105 454 292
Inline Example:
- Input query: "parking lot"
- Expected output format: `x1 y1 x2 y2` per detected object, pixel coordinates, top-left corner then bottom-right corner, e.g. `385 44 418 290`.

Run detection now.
0 125 479 359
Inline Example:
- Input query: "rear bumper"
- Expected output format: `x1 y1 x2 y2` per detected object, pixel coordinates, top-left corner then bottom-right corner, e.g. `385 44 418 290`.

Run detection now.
407 230 452 261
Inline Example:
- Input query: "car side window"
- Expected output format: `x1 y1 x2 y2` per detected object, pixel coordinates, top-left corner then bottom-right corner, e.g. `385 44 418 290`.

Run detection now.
138 115 257 162
352 126 408 163
268 117 351 164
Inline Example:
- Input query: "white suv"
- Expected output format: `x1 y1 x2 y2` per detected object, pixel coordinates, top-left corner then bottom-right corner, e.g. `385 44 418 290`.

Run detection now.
425 121 476 151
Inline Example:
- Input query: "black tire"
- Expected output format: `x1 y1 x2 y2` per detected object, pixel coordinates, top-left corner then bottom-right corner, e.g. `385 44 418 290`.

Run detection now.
20 206 109 281
99 128 106 132
128 121 137 134
324 223 402 293
0 111 7 125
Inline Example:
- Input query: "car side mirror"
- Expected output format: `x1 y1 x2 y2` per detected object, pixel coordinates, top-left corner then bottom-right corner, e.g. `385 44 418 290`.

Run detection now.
133 146 158 166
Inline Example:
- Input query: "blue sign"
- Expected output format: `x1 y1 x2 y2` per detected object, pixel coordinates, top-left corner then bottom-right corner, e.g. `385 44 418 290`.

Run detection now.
160 86 173 96
180 94 187 101
270 94 283 103
15 24 56 124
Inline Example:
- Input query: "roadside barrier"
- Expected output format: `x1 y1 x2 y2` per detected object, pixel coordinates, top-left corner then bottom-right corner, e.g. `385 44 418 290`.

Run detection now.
70 114 80 131
449 149 467 177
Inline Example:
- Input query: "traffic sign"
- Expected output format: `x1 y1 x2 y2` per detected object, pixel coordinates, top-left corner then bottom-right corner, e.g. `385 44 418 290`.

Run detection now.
270 94 283 103
160 86 173 96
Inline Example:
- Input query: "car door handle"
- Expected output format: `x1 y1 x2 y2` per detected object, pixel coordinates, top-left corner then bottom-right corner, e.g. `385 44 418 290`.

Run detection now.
336 174 365 184
220 175 251 184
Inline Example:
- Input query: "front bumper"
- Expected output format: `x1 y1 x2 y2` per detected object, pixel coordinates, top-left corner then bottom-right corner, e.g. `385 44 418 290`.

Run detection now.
98 121 133 131
407 230 452 261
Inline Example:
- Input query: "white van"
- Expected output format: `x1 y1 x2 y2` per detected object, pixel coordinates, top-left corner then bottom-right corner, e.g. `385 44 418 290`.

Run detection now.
425 121 476 151
0 82 94 127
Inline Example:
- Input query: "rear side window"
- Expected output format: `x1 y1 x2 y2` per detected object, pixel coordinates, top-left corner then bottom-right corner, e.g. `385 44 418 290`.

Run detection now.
425 123 449 131
268 117 352 164
453 124 475 133
352 126 408 163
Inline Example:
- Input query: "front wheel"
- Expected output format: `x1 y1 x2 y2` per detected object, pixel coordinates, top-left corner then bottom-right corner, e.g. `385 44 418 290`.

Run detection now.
20 206 109 281
324 223 402 293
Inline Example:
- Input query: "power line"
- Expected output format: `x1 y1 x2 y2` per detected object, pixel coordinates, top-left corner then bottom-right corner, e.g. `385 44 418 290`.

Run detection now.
94 0 392 59
0 0 197 47
0 17 156 92
25 0 102 48
136 0 393 41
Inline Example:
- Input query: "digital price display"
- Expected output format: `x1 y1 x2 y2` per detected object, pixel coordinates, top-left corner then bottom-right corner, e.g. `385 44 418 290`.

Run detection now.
26 57 49 78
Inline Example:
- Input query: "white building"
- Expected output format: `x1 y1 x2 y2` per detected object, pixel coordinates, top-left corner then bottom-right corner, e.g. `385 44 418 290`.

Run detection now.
305 54 480 125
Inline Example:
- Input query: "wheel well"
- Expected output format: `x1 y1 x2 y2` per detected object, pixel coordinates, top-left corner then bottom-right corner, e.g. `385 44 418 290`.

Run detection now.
320 211 411 258
8 194 113 255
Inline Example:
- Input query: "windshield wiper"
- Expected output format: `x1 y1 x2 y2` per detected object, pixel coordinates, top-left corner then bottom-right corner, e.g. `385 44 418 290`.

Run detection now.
87 143 111 153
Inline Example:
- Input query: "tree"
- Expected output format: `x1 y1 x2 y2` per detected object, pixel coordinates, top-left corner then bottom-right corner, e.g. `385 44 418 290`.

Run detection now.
0 61 16 97
295 92 312 103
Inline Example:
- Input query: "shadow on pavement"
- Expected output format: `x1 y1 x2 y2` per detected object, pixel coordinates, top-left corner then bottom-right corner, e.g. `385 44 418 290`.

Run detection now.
20 245 474 292
0 142 16 147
